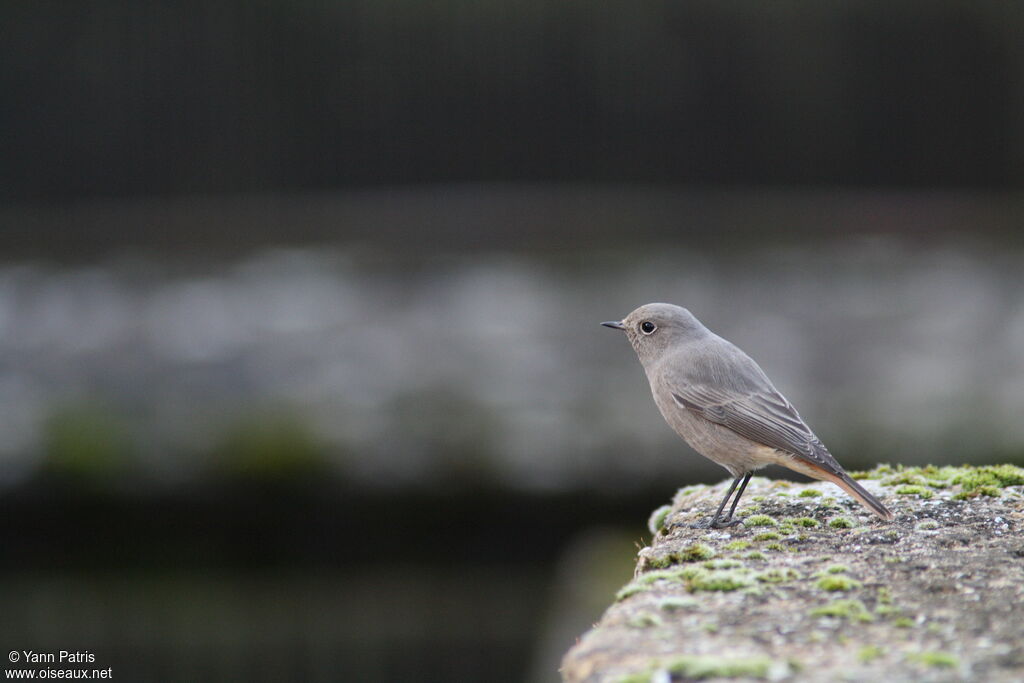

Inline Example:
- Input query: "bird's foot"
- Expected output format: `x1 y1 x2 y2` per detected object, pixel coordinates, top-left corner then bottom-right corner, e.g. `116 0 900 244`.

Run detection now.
709 515 743 529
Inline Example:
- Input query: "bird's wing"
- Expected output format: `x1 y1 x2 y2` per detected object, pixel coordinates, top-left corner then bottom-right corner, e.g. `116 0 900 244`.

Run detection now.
670 382 844 476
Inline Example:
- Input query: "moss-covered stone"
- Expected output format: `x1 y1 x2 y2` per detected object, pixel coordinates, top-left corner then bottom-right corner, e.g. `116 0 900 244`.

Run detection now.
858 645 883 663
648 505 673 535
816 575 861 592
666 655 776 680
757 568 801 584
636 569 683 585
563 468 1023 683
895 484 933 499
906 651 958 669
687 570 756 593
646 542 717 568
950 464 1024 491
678 543 715 562
627 613 662 629
743 515 778 527
703 559 743 570
810 599 874 622
615 583 650 601
657 596 697 613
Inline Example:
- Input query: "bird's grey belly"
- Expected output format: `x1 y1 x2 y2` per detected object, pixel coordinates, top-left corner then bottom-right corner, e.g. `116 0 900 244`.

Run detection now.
652 389 775 477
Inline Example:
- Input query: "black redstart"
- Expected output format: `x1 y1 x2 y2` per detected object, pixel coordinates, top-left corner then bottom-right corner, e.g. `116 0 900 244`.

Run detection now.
603 303 892 527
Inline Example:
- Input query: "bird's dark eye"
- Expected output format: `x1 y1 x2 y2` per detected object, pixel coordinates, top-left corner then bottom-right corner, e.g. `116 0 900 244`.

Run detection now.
640 321 656 335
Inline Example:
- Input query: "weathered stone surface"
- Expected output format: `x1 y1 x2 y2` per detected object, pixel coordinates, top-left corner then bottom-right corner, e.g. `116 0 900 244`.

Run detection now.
561 465 1024 682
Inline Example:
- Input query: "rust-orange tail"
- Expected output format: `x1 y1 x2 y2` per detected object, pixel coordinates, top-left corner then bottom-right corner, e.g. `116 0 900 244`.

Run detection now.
829 471 893 520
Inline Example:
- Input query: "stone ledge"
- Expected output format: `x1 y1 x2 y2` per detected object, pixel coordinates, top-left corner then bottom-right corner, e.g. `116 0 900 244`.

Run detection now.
561 465 1024 682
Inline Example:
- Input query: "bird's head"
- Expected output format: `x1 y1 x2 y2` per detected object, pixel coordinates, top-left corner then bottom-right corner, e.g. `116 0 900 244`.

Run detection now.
602 302 709 365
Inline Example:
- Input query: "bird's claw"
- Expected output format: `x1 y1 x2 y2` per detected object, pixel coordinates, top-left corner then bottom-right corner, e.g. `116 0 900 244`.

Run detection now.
709 516 743 529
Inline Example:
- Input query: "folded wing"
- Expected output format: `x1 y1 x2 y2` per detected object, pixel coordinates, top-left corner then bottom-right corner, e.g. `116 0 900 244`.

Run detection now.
671 383 844 476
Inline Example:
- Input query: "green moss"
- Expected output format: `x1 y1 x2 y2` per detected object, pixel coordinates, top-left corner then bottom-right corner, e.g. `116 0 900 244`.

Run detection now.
810 599 874 622
884 473 928 487
866 463 1024 500
874 605 901 617
628 613 662 628
893 617 914 628
743 515 778 527
915 520 939 530
907 651 958 669
666 655 774 680
679 543 716 562
895 485 933 499
658 596 697 612
750 495 766 502
688 570 756 592
858 645 884 663
673 566 707 581
648 505 673 534
616 671 654 683
704 559 743 570
725 540 751 551
764 542 784 551
615 583 649 601
825 564 849 574
850 464 894 480
753 531 782 542
817 575 861 592
789 517 820 528
953 485 1001 500
877 587 893 605
828 517 854 529
757 568 800 584
647 543 716 568
799 489 822 498
744 551 766 560
950 464 1024 492
637 569 683 585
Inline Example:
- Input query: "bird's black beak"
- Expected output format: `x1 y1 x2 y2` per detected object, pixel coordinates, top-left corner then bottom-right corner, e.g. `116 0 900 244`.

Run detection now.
601 320 626 330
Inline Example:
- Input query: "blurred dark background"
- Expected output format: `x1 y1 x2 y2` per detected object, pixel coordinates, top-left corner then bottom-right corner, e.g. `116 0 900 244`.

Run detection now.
2 1 1024 681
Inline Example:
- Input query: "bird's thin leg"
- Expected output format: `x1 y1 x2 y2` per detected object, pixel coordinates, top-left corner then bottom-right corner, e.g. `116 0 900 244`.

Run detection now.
724 472 753 523
709 474 744 528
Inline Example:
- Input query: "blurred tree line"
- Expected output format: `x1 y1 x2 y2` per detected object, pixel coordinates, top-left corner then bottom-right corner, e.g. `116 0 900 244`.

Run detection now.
2 0 1022 204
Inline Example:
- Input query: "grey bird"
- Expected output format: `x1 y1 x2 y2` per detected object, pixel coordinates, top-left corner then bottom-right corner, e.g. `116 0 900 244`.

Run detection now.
602 303 892 527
